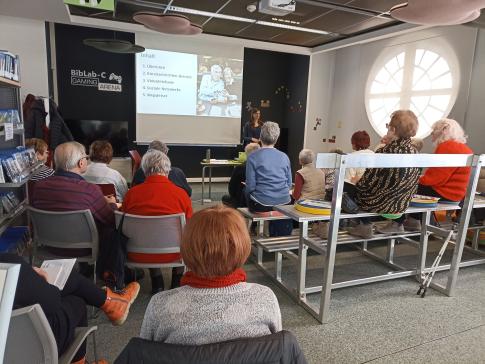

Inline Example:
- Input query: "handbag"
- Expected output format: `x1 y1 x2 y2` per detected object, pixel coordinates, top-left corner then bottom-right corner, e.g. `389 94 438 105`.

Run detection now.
341 192 360 214
97 213 129 291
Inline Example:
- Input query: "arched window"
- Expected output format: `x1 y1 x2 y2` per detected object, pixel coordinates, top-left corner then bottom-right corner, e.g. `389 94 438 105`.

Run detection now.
365 42 459 138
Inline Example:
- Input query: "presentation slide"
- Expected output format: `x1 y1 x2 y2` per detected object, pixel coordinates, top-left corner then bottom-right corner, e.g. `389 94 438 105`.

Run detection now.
136 49 243 118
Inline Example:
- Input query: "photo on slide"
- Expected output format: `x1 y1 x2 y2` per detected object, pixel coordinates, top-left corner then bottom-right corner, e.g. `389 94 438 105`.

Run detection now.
197 56 243 118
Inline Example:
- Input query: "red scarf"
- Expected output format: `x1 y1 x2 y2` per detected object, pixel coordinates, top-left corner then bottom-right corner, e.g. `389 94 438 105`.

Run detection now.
181 268 246 288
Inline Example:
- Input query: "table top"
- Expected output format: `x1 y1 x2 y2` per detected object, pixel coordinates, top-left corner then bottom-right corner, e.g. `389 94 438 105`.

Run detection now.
274 203 462 223
201 159 243 166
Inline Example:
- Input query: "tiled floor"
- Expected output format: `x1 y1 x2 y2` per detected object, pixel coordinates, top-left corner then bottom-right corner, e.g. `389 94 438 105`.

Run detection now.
87 183 485 363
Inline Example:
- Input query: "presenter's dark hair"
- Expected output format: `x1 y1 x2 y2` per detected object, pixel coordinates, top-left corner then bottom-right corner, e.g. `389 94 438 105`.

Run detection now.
89 140 113 164
250 107 262 126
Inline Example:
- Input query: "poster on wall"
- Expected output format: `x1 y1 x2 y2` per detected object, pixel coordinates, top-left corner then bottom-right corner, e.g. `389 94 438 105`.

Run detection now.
54 23 135 122
54 23 135 157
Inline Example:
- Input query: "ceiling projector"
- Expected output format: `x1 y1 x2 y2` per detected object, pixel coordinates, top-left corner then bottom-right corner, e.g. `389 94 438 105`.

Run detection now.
259 0 296 16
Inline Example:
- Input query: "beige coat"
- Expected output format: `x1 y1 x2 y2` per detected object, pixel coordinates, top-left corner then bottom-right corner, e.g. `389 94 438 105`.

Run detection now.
298 165 325 199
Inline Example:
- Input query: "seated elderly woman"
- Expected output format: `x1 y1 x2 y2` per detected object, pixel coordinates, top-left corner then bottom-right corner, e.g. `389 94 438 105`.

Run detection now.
25 138 54 181
140 205 282 345
83 140 128 202
400 118 473 231
221 142 260 208
292 148 325 201
245 121 292 212
346 110 421 238
122 150 192 294
345 131 374 185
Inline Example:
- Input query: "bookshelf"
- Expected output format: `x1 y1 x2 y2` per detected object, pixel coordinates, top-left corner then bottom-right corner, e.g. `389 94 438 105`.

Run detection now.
0 77 20 88
0 53 29 253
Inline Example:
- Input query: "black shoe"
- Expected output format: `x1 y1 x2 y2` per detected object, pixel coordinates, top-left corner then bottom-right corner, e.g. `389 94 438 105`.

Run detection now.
171 273 183 289
151 275 165 294
79 262 94 279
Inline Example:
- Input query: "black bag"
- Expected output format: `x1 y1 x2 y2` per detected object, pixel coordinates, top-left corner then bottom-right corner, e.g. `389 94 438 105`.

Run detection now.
269 219 293 237
97 213 128 291
341 192 360 214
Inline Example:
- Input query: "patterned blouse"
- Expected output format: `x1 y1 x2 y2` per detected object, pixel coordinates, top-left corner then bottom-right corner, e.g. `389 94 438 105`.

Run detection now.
355 138 420 214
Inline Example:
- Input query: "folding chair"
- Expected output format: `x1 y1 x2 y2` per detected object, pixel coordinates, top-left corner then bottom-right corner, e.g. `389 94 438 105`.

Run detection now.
27 206 99 284
4 304 98 364
128 150 141 178
114 211 186 287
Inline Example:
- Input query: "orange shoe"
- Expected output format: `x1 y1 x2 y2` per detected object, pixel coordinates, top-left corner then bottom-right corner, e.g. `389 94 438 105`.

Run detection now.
71 357 108 364
101 282 140 326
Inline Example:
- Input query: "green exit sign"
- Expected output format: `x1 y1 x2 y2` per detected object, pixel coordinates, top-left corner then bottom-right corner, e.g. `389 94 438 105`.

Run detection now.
64 0 115 11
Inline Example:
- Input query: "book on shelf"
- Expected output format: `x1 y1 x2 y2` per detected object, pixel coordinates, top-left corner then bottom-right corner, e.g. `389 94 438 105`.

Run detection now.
0 51 20 81
40 259 76 290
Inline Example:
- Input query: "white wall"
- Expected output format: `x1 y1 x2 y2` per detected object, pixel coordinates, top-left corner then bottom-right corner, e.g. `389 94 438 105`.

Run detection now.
463 29 485 154
321 26 478 154
0 15 49 101
304 51 335 153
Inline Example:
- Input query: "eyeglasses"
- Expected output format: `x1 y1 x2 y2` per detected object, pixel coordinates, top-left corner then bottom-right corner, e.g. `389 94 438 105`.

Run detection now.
78 155 90 163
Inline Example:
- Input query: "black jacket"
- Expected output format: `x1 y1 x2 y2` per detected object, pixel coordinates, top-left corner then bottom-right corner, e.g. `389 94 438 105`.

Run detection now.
25 98 73 150
132 166 192 197
228 163 246 207
114 331 307 364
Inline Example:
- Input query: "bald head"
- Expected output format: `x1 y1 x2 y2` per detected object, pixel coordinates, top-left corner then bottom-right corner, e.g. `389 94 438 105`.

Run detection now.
54 142 88 174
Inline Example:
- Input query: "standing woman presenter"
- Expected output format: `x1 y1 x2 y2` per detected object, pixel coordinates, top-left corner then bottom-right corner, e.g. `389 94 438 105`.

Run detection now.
242 108 264 147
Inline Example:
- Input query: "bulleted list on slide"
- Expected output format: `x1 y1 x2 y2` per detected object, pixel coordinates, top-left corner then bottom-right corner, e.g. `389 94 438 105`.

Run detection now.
136 49 197 116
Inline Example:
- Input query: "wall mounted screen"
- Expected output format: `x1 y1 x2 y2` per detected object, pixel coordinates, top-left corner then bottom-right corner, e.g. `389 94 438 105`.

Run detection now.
135 47 244 145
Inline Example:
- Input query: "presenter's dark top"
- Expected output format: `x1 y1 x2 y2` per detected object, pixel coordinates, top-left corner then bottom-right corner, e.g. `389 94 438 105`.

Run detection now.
242 122 263 146
132 167 192 197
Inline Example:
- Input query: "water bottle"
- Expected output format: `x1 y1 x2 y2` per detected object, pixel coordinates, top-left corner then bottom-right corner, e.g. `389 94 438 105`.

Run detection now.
205 148 211 162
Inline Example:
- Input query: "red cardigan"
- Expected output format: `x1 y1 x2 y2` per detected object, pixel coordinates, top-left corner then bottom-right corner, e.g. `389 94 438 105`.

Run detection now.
121 175 193 263
420 140 473 201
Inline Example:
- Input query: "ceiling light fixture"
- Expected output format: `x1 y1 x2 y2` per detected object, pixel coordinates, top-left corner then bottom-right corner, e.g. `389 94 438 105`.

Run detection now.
83 38 146 53
389 0 485 25
133 12 202 35
166 5 337 36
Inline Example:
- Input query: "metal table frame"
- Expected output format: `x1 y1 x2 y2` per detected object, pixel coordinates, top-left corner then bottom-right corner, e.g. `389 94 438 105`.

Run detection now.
200 161 242 204
261 153 485 323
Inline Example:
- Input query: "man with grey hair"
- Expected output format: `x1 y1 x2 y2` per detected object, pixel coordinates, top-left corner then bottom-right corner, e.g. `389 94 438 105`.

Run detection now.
292 148 325 200
32 141 117 227
31 142 125 285
245 122 292 213
132 140 191 197
122 149 192 294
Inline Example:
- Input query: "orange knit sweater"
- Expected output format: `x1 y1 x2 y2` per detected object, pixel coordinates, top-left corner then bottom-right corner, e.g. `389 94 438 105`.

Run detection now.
419 140 473 201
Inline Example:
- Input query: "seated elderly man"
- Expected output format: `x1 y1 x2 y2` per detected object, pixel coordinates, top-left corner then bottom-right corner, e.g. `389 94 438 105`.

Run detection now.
292 149 325 201
31 142 119 279
131 140 191 197
245 121 292 212
122 149 193 294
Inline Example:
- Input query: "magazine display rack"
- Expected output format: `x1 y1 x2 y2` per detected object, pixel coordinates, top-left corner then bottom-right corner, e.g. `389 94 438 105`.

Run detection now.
0 53 33 243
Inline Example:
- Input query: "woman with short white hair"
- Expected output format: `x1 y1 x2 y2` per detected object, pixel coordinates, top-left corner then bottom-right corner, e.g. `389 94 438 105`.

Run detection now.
245 121 292 213
122 149 193 294
403 118 473 230
292 149 325 201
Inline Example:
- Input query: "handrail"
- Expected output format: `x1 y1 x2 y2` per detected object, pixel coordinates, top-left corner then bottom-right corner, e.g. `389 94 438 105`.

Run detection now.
315 153 485 169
